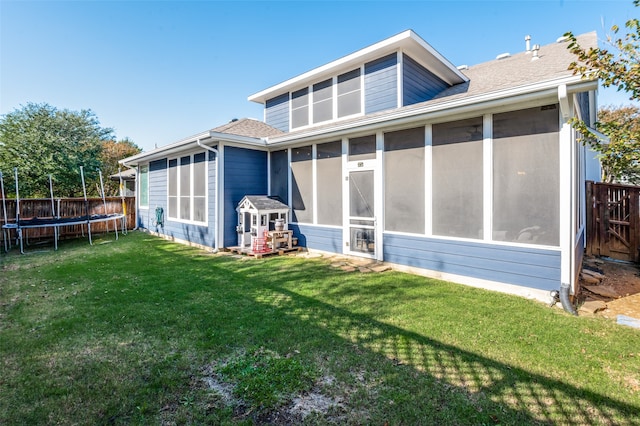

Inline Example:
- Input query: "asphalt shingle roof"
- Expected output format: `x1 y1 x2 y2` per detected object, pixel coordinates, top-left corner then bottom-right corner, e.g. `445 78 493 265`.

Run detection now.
212 118 284 138
242 195 289 211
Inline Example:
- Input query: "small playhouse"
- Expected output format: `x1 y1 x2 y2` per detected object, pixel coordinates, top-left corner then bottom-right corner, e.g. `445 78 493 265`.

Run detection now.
235 195 297 255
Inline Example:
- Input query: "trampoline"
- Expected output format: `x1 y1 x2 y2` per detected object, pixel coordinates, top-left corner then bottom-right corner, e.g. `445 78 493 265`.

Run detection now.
1 167 126 254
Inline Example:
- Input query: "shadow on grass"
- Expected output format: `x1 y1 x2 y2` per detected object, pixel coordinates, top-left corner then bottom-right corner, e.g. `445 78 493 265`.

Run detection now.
237 260 639 425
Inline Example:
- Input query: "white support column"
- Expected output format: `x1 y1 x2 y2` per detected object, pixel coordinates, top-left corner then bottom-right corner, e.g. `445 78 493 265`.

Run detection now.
424 124 433 236
375 131 384 261
287 148 293 220
483 114 493 241
341 138 349 253
312 144 318 225
558 85 574 291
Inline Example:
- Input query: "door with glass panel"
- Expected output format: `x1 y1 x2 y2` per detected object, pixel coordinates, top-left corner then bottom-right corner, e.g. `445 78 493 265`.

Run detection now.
348 169 376 257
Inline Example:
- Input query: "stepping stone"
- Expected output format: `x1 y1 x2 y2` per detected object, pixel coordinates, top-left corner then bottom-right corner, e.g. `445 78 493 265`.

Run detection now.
579 300 607 314
371 265 391 273
583 285 620 298
340 266 356 272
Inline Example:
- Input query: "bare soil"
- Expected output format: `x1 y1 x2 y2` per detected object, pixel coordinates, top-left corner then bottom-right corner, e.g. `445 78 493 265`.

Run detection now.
579 256 640 319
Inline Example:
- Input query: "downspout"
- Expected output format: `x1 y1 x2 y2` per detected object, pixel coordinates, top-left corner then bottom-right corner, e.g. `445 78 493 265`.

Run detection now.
196 139 220 253
558 84 578 316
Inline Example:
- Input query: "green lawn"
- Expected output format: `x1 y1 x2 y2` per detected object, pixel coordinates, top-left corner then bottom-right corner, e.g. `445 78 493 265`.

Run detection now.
1 232 639 425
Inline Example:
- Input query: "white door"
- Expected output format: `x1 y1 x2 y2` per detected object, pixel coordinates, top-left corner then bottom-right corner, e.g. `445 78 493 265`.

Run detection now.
346 168 376 258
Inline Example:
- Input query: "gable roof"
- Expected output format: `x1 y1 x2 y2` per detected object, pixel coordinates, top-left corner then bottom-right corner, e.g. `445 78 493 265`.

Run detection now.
120 118 281 166
238 195 289 211
212 118 284 138
248 29 468 104
265 32 598 145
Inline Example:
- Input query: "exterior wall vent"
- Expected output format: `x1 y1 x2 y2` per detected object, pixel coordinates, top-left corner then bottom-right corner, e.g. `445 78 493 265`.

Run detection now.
496 53 511 60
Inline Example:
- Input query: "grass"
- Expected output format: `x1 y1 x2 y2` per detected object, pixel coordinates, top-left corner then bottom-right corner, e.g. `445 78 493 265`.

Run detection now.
1 232 639 425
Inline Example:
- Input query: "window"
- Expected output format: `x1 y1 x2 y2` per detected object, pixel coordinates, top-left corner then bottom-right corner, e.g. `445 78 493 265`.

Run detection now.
167 152 208 223
313 79 333 124
432 118 483 239
493 105 559 246
338 68 361 118
139 164 149 208
291 88 309 129
384 127 425 234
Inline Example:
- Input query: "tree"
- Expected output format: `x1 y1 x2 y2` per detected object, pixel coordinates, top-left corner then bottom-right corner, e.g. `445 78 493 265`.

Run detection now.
98 138 141 196
0 103 113 198
593 106 640 184
564 0 640 184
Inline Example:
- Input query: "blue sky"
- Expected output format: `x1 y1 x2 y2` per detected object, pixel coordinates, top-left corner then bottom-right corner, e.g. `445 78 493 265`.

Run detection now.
1 0 638 152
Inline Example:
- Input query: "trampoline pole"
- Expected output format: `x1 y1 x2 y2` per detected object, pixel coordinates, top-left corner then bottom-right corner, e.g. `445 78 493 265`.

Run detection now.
80 166 92 245
119 168 127 235
49 174 58 251
98 169 109 234
14 168 23 254
1 171 8 252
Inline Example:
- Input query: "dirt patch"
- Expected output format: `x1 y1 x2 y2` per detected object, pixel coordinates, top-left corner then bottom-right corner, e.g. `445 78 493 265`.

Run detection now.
579 256 640 319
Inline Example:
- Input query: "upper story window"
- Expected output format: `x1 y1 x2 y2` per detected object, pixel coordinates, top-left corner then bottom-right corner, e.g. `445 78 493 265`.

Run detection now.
291 88 309 129
337 69 361 118
138 164 149 208
313 79 333 123
289 68 362 130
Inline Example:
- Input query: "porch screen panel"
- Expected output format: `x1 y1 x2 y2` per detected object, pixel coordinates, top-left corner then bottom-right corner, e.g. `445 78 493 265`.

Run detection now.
168 159 178 219
270 150 288 203
348 135 376 162
384 126 425 233
432 117 483 239
316 141 342 226
179 156 191 220
350 171 374 218
193 152 206 223
493 105 560 246
291 146 313 223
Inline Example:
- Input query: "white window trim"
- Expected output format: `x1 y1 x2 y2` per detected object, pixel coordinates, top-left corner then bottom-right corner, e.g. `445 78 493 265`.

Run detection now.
139 164 149 210
289 66 365 131
166 151 208 226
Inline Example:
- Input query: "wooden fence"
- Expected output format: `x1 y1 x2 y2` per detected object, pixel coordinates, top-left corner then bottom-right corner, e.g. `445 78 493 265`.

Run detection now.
586 181 640 263
1 197 136 247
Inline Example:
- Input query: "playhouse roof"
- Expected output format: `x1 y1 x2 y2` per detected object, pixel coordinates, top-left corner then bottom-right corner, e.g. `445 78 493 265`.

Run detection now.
237 195 289 211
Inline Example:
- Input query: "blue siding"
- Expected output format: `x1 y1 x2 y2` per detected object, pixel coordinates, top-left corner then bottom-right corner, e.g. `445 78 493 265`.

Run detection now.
140 154 218 248
223 146 268 247
383 233 561 291
402 54 449 106
266 93 290 132
364 53 398 114
289 224 342 254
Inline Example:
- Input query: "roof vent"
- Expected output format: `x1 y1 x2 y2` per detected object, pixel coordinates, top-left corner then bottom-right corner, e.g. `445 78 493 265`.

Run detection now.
532 44 540 61
556 35 569 43
525 35 531 52
457 64 469 70
230 118 239 122
496 52 511 60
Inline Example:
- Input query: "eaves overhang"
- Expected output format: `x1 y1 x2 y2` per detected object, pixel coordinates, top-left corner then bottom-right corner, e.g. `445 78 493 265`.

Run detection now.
263 75 598 147
119 131 266 167
248 29 468 105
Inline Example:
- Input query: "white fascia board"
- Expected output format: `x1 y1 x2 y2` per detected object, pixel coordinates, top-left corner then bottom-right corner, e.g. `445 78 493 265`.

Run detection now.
265 75 597 147
248 30 467 104
119 131 266 166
